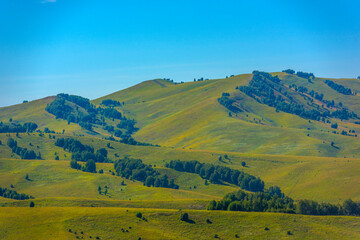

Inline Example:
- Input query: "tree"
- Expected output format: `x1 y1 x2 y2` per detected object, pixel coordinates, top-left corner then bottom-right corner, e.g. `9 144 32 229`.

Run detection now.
25 174 29 180
180 213 189 222
98 186 101 194
85 159 96 173
136 212 142 218
241 161 246 167
343 199 359 215
96 148 108 158
29 201 35 207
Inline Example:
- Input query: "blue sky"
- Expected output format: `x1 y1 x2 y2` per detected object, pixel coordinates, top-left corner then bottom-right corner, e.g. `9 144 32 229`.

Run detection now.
0 0 359 107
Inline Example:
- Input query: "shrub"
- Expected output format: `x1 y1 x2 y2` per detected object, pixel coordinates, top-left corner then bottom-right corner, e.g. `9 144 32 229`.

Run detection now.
180 213 189 222
29 201 35 207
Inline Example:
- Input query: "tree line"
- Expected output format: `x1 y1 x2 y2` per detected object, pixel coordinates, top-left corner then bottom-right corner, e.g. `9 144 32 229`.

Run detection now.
165 160 264 192
114 157 179 189
325 80 353 95
0 121 37 133
0 186 34 200
208 189 360 216
208 189 295 213
7 138 41 160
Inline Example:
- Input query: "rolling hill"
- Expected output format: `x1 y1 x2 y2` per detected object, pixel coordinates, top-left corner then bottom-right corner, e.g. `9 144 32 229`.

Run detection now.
1 70 360 239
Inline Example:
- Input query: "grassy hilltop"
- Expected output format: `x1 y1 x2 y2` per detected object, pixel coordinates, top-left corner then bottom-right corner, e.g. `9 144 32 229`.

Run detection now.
1 71 360 239
94 73 360 157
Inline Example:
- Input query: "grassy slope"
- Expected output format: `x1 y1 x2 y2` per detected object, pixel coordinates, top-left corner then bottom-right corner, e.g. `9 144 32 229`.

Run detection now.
1 132 360 202
0 158 238 202
1 74 360 238
0 207 359 240
0 97 84 134
2 74 360 157
94 74 360 157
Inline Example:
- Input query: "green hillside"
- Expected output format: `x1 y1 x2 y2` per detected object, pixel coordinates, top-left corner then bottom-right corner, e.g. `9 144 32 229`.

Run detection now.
93 73 360 157
1 133 360 203
1 71 360 239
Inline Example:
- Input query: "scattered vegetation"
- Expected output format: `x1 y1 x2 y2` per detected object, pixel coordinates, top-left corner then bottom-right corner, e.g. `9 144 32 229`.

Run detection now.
7 138 41 159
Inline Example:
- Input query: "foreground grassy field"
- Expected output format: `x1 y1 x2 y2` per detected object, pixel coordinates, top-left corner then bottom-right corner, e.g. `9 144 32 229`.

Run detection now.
0 207 359 240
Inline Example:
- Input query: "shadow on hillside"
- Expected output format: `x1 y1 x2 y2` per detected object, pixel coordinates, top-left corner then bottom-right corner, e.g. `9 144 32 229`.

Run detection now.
183 219 196 224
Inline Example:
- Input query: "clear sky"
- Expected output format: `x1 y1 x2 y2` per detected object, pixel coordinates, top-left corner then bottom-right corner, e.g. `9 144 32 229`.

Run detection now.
0 0 359 107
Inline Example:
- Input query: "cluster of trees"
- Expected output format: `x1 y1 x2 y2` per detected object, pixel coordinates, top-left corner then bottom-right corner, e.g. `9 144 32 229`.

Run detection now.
97 107 122 119
101 99 121 107
57 93 92 109
193 77 209 82
46 94 124 131
46 93 142 140
0 186 34 200
165 160 264 192
239 71 358 121
282 69 295 74
7 138 41 159
0 122 37 133
239 72 327 121
101 118 138 138
331 108 358 120
70 159 96 173
297 199 360 216
208 189 360 216
252 71 281 83
44 127 55 133
218 93 242 113
208 189 295 213
55 138 111 163
117 119 138 135
104 135 157 147
114 158 179 189
325 80 352 95
296 71 315 79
